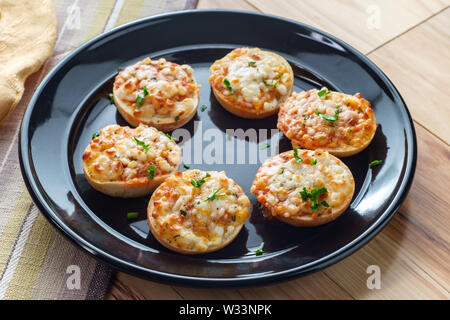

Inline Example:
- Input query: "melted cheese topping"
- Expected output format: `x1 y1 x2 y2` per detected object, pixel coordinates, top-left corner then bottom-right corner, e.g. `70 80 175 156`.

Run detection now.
209 47 293 114
83 124 180 182
149 170 250 253
113 57 200 123
277 88 377 153
250 150 354 219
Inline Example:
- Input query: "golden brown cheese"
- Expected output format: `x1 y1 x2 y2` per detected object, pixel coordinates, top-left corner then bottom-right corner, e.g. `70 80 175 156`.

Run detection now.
148 170 250 254
113 57 200 130
209 47 293 117
250 149 354 226
82 124 181 197
277 88 377 157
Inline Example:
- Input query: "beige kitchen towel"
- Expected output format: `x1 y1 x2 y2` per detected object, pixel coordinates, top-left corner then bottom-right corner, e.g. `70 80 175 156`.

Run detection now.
0 0 57 123
0 0 198 300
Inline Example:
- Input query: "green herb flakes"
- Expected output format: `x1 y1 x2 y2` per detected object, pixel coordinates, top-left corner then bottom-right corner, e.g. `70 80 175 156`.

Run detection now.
299 187 329 212
293 146 302 163
317 88 331 97
132 137 151 151
127 212 139 219
205 187 226 202
255 242 264 256
136 86 149 107
146 165 156 179
223 78 233 93
369 160 382 168
190 173 211 187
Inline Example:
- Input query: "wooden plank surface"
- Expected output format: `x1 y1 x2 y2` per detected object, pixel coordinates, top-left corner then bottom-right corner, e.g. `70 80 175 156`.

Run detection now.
197 0 257 11
368 8 450 143
247 0 450 54
109 124 450 300
106 0 450 300
323 123 450 299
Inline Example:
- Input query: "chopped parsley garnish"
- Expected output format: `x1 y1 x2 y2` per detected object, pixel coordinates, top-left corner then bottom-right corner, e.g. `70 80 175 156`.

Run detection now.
200 104 207 112
304 115 309 120
248 61 256 66
263 76 282 88
132 137 151 151
223 78 233 93
151 77 157 81
108 93 115 104
279 167 285 174
293 146 302 163
369 160 382 168
190 173 211 187
92 132 100 139
205 187 226 202
165 133 177 141
300 187 329 212
274 76 282 87
317 88 331 97
183 163 190 169
317 109 339 123
255 242 264 256
311 200 329 212
260 143 270 150
180 209 187 216
299 188 309 202
174 115 180 121
127 212 139 219
146 165 156 179
310 158 317 165
136 86 149 107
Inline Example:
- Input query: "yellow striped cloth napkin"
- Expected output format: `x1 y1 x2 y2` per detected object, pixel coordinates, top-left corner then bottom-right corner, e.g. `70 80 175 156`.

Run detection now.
0 0 197 300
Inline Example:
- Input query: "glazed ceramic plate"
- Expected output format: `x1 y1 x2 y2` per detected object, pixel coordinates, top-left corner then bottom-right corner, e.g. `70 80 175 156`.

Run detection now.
19 10 416 286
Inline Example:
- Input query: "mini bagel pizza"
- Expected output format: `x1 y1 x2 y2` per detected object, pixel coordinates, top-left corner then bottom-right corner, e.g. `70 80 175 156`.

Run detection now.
277 88 377 157
251 149 355 227
147 170 250 254
113 57 200 131
209 47 294 119
82 124 181 198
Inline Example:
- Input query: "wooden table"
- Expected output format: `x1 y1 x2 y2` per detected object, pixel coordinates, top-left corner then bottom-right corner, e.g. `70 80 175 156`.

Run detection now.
106 0 450 300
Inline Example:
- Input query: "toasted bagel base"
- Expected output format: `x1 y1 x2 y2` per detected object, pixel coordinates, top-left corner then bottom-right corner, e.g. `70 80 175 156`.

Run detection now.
210 49 294 119
82 161 179 198
113 88 199 132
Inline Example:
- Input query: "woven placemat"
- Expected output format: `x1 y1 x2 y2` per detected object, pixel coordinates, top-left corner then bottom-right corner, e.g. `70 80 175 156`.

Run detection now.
0 0 197 300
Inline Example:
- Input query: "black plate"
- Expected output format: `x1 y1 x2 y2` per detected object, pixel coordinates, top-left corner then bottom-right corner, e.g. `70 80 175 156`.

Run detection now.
19 10 416 286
